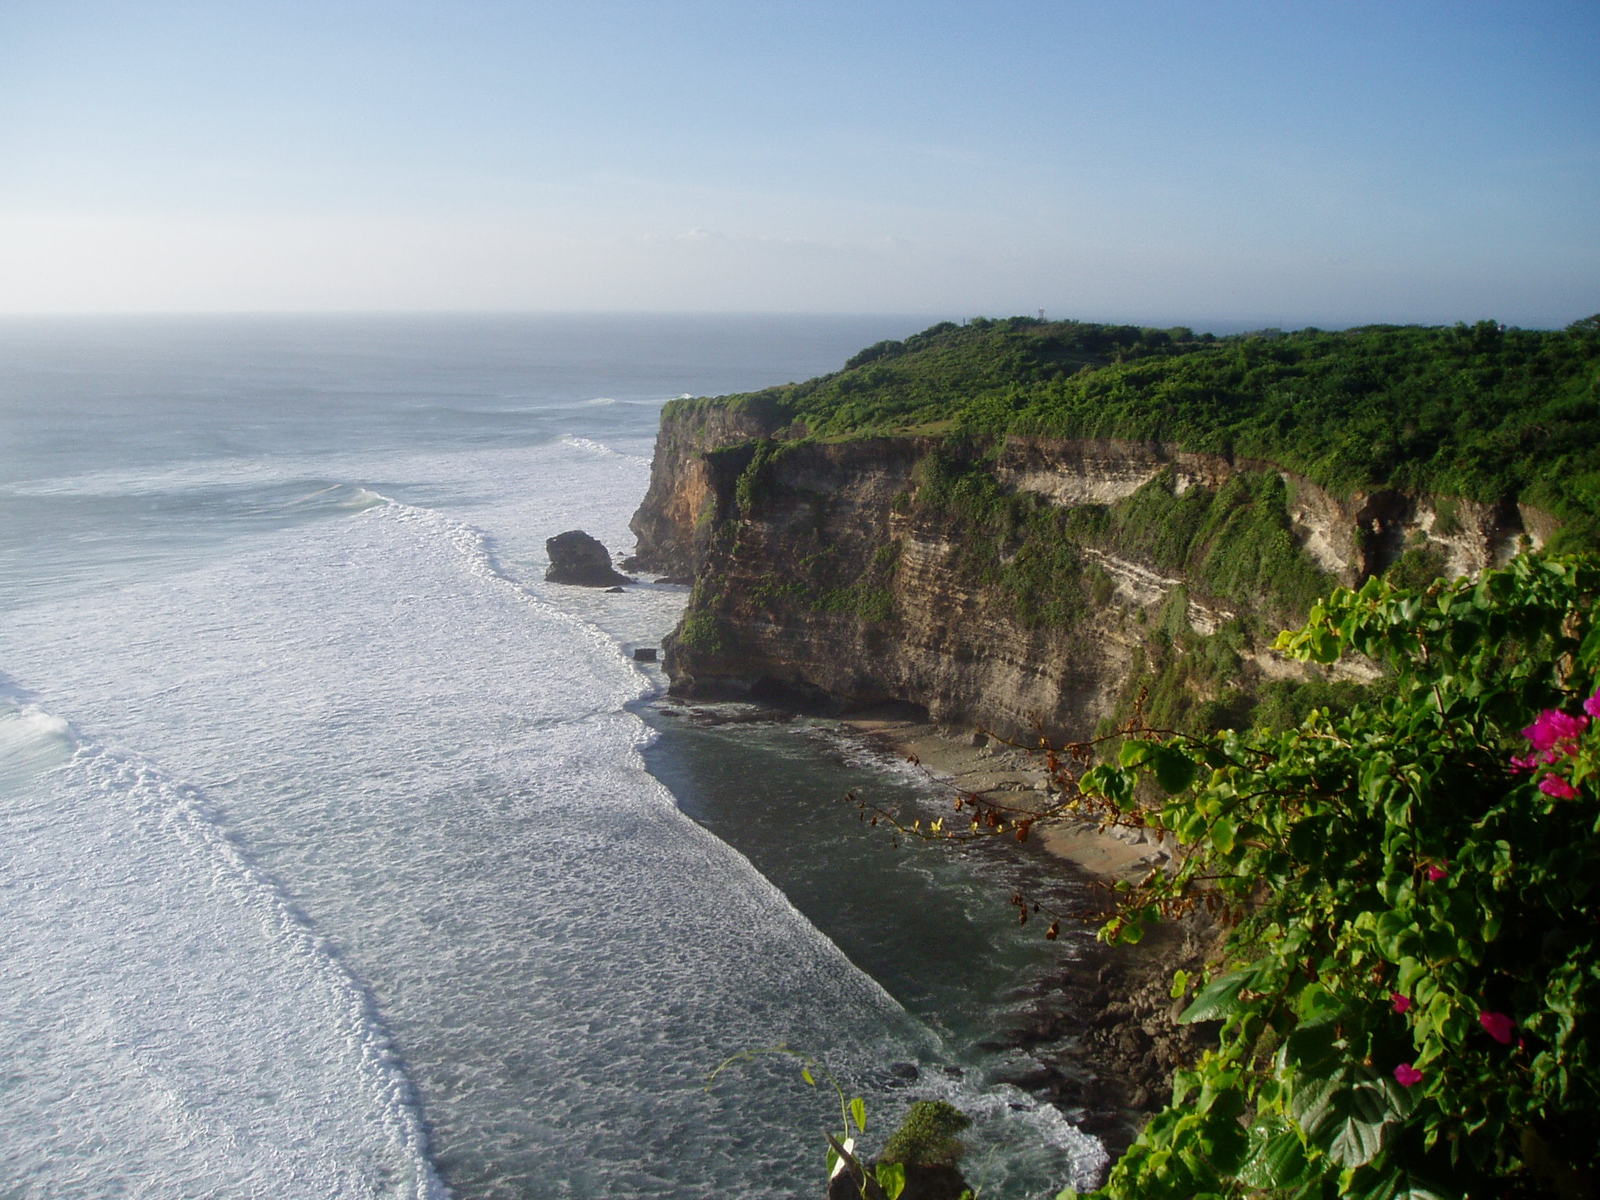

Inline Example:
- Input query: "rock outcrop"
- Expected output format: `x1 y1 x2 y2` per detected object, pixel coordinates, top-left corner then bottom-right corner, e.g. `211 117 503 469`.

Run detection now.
545 530 632 587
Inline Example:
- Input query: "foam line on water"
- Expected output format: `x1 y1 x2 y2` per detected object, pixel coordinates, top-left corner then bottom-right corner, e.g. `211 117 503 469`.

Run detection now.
10 698 450 1200
915 1067 1110 1194
558 433 652 466
365 493 639 689
2 456 291 498
362 492 917 1028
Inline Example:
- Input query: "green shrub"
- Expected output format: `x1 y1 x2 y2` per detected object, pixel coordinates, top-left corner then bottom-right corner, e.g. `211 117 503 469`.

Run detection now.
879 1100 970 1168
1072 554 1600 1199
685 319 1600 551
675 611 724 654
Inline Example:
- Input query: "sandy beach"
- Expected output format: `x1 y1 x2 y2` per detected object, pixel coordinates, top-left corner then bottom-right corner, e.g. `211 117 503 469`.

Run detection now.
836 713 1169 883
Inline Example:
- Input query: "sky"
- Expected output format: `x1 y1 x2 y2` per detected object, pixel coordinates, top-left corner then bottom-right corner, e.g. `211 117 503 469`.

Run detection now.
1 0 1596 327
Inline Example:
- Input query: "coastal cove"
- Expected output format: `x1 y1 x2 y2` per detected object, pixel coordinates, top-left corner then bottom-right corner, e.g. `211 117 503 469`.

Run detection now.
636 697 1216 1155
7 313 1595 1199
9 3 1595 1194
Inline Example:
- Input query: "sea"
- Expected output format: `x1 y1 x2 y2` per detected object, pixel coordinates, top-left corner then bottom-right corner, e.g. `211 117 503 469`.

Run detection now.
0 314 1108 1199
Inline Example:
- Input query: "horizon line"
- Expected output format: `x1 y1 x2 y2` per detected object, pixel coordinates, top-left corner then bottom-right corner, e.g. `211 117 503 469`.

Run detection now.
0 308 1564 332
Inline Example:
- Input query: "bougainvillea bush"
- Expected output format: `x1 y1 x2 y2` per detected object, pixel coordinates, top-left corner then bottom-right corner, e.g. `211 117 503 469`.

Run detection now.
1063 554 1600 1199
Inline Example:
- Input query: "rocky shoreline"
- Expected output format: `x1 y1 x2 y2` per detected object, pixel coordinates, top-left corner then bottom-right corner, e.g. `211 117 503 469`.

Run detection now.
834 713 1222 1165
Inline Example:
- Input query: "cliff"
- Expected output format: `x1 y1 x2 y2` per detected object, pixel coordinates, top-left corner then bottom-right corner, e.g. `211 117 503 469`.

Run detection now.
625 394 796 581
630 412 1549 741
625 321 1597 1181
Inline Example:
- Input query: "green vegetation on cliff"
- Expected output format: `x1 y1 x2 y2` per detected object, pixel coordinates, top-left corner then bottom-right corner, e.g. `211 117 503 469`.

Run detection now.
680 315 1600 548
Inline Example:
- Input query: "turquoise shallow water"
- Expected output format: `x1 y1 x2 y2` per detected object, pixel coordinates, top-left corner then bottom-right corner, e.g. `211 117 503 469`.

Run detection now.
0 314 1105 1198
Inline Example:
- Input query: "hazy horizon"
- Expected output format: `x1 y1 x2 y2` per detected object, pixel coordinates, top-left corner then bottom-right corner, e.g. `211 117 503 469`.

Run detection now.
0 309 1576 336
3 1 1595 328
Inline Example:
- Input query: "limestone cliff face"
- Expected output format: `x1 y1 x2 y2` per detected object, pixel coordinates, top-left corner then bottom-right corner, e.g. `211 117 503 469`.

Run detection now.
990 437 1536 586
625 397 789 578
632 406 1550 740
657 435 1145 736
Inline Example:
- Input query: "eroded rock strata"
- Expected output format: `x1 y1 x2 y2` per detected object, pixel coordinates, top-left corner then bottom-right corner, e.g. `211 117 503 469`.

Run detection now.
629 399 1546 742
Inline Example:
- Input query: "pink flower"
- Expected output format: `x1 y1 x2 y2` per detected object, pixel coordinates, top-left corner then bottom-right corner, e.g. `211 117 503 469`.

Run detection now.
1425 863 1448 882
1479 1011 1516 1044
1393 1062 1423 1087
1540 774 1580 800
1586 688 1600 719
1390 992 1413 1014
1522 709 1588 753
1509 753 1537 773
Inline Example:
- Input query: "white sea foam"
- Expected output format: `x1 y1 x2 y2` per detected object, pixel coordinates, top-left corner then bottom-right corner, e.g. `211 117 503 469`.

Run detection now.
921 1070 1109 1194
2 455 291 498
0 464 937 1197
342 486 390 510
0 701 74 785
364 492 912 1014
0 359 1108 1197
556 433 652 468
800 721 954 792
0 702 448 1199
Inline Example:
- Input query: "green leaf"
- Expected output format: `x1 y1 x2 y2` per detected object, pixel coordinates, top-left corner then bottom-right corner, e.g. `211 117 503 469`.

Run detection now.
1179 970 1253 1024
1324 1098 1389 1169
1344 1165 1452 1200
850 1096 867 1134
875 1161 907 1199
1283 1021 1339 1071
1211 815 1237 854
1152 745 1199 794
1082 763 1137 811
1374 909 1420 961
801 1067 815 1086
1293 982 1345 1028
1119 740 1154 768
1236 1129 1313 1190
1169 969 1190 1000
1291 1067 1393 1169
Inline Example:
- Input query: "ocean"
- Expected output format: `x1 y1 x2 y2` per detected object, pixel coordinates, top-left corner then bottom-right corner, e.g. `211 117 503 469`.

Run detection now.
0 314 1106 1199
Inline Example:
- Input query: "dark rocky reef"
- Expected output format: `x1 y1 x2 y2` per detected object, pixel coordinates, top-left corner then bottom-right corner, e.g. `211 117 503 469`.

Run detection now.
544 530 632 587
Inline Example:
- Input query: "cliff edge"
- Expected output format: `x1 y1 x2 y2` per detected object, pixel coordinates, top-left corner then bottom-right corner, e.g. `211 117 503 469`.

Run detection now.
627 319 1597 1167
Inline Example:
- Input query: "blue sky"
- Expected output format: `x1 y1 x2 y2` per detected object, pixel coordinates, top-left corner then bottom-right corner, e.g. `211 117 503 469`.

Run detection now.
2 0 1596 326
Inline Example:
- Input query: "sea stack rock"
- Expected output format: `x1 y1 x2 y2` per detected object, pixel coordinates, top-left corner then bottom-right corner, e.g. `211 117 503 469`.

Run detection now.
544 530 632 587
